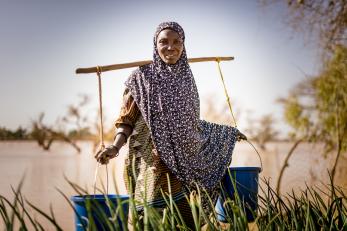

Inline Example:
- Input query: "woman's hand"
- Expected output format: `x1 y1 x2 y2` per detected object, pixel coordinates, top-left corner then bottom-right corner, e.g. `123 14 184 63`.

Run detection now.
94 145 119 165
237 130 247 141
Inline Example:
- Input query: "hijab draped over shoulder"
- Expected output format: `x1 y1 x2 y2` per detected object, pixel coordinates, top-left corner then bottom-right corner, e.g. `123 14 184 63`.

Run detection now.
125 22 238 192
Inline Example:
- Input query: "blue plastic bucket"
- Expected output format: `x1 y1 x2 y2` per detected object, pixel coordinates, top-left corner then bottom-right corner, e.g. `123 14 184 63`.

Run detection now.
215 167 261 222
71 194 129 231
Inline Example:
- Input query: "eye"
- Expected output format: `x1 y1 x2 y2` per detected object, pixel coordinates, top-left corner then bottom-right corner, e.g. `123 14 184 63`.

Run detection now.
174 39 183 45
158 39 168 45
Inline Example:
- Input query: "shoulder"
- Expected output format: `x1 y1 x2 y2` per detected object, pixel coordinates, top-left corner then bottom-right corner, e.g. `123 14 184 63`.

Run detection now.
126 64 153 84
125 68 141 86
130 63 152 76
138 63 153 76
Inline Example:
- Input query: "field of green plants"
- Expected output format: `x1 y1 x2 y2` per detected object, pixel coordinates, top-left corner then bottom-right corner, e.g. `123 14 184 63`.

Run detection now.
1 172 346 231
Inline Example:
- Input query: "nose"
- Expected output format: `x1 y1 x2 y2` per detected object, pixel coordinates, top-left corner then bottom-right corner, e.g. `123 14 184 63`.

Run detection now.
167 42 175 50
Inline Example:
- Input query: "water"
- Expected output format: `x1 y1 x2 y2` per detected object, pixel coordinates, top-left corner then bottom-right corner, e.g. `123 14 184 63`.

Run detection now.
0 141 346 230
0 141 127 230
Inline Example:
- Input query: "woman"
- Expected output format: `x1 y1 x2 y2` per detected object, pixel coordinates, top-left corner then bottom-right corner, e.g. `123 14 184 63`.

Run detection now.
95 22 246 228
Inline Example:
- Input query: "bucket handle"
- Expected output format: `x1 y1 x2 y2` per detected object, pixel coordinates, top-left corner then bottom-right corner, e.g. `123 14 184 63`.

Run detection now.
244 140 263 172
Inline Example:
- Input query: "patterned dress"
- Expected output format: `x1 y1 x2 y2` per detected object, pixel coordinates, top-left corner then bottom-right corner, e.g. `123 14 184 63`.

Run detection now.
115 22 238 229
115 88 194 227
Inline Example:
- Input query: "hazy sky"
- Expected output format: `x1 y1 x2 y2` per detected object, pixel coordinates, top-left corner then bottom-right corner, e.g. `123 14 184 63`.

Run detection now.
0 0 320 135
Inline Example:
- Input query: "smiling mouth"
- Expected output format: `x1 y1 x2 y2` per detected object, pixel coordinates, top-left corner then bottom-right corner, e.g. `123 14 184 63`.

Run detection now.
165 54 177 59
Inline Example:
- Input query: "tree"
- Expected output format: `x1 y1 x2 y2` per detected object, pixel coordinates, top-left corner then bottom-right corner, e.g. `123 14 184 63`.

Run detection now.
30 113 81 153
261 0 347 53
244 113 279 150
13 127 28 139
262 0 347 193
0 126 29 140
278 45 347 192
62 94 92 139
63 93 116 152
201 93 239 126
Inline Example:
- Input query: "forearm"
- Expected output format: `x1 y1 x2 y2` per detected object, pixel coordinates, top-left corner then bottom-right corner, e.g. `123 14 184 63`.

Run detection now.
112 124 133 150
95 124 133 164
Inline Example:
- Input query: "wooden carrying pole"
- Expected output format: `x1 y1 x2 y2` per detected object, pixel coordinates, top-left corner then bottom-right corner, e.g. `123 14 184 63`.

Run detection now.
75 56 234 74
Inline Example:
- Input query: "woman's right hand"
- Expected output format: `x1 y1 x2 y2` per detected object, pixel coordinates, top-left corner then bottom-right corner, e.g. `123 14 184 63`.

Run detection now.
237 130 247 141
94 145 119 165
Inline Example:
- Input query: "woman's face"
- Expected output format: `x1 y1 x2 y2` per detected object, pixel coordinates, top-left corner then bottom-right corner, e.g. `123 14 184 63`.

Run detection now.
156 29 184 64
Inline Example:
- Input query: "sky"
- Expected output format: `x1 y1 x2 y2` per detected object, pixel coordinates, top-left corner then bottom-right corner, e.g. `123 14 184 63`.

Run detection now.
0 0 320 136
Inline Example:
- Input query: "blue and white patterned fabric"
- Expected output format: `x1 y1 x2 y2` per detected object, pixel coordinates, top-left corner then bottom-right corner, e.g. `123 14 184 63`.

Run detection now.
125 22 239 193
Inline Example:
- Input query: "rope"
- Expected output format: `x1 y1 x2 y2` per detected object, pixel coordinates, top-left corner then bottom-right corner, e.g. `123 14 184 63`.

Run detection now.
215 59 263 172
93 66 109 195
96 66 105 150
93 162 100 195
216 59 237 128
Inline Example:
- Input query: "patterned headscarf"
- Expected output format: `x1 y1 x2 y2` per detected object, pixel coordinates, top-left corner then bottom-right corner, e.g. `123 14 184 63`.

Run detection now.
125 22 238 192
